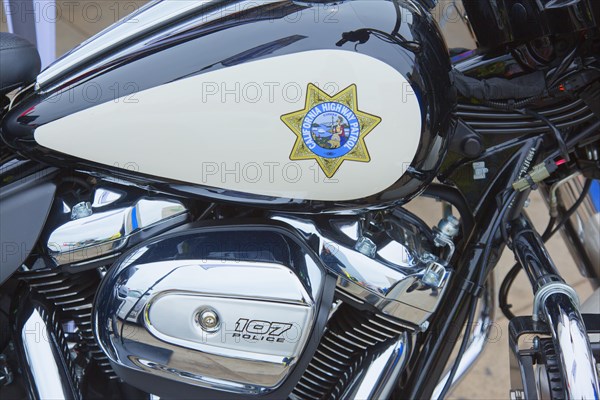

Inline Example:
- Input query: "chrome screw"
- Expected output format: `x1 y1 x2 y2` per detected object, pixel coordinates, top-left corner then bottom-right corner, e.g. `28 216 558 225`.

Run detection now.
71 201 93 220
421 261 447 288
355 236 377 258
196 308 220 332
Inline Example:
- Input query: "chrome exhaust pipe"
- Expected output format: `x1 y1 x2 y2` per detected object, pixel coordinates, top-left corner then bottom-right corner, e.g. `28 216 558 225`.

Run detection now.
544 175 600 281
342 332 411 400
12 291 80 400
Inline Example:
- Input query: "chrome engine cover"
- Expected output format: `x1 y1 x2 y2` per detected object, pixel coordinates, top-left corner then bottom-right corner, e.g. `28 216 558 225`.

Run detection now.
93 223 334 398
46 187 188 267
272 211 452 330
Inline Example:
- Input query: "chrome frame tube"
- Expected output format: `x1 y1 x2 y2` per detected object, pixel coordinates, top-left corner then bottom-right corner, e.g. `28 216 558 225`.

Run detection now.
431 277 495 399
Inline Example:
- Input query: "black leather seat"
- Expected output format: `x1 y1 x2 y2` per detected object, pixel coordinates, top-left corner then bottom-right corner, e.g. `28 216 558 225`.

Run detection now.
0 32 41 95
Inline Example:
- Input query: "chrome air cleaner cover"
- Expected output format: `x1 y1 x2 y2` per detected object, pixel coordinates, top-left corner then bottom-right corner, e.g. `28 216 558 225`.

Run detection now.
92 222 335 398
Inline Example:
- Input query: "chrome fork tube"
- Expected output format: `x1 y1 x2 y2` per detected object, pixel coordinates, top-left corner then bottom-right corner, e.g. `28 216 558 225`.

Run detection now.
543 292 599 399
12 291 79 400
511 215 600 399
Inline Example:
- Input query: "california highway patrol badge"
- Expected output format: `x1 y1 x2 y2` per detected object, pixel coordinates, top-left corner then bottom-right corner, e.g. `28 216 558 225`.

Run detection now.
281 84 382 178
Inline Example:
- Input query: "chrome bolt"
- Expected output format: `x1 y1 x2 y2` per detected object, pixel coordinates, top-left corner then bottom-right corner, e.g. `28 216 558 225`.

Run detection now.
523 198 531 208
196 308 220 332
532 336 540 351
421 261 447 288
71 201 93 220
355 236 377 258
438 215 460 238
422 271 439 286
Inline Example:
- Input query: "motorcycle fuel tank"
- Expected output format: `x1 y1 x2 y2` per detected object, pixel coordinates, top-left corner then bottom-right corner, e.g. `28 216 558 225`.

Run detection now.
1 0 454 211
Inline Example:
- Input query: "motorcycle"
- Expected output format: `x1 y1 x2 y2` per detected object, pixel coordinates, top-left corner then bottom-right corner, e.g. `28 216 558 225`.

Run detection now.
0 0 599 398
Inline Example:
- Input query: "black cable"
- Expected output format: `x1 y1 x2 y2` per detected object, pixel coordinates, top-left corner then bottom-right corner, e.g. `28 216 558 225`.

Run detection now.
540 216 558 242
497 189 516 247
547 45 579 88
391 0 402 37
482 190 518 278
519 108 569 162
368 29 421 52
545 179 592 239
547 120 600 161
499 263 522 320
482 120 600 201
196 203 216 221
460 113 597 189
438 132 547 183
470 46 578 112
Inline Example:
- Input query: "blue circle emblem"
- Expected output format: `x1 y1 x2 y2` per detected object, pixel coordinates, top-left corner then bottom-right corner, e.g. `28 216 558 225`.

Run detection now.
301 102 360 159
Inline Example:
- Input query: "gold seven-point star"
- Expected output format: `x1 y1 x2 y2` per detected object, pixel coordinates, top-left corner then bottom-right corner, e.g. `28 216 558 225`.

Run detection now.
281 83 382 178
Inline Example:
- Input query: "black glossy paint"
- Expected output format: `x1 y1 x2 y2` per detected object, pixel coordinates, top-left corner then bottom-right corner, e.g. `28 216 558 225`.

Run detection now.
510 214 564 291
0 0 454 212
0 168 57 285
